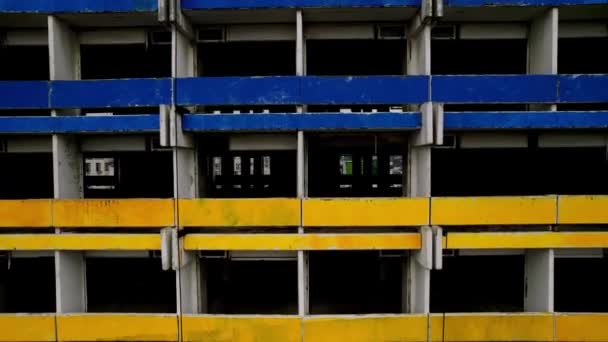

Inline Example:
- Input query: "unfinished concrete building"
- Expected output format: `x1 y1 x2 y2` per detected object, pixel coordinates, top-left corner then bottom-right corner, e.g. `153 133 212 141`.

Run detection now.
0 0 607 341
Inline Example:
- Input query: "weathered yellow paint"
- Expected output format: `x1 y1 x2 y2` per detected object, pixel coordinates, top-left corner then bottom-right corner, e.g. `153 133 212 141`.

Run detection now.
0 314 56 341
0 200 52 228
303 315 428 342
53 199 174 228
178 199 300 227
303 198 429 227
431 196 557 226
429 314 444 342
558 195 608 224
0 234 161 250
438 313 554 342
446 232 608 249
182 315 300 342
183 233 421 251
554 313 608 342
56 314 178 341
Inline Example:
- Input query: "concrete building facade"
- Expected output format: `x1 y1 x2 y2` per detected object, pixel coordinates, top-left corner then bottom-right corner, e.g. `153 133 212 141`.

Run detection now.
0 0 607 340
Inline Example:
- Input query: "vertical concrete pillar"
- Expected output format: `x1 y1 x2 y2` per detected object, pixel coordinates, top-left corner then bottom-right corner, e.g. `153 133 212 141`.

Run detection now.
172 19 202 315
528 8 558 111
404 14 432 314
49 15 86 314
296 10 310 316
525 249 554 312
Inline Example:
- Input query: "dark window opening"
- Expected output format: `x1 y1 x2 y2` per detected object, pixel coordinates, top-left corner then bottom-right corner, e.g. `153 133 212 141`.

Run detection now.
81 44 171 79
86 257 176 313
0 257 55 313
199 42 295 76
431 255 524 313
432 147 608 196
0 46 49 80
0 153 53 199
555 255 608 312
308 135 404 197
204 258 297 314
84 151 173 198
309 251 404 314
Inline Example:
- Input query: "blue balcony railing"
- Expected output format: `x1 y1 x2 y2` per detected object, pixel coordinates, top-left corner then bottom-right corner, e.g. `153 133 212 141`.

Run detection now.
0 0 158 13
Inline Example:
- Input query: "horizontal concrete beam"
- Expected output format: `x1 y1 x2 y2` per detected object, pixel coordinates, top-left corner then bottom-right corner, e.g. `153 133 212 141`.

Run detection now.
0 234 161 250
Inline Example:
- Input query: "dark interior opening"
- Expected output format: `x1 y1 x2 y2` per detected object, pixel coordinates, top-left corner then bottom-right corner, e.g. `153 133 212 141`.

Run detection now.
308 135 404 197
0 153 53 199
555 254 608 312
432 146 608 196
0 256 55 313
558 37 608 111
0 45 49 80
204 258 297 314
431 255 524 313
84 151 173 198
307 40 405 76
309 251 404 314
199 42 295 76
81 44 171 79
86 257 176 313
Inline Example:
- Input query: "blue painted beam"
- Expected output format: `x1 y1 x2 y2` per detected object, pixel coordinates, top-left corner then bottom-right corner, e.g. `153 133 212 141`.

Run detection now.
444 111 608 130
0 115 159 134
182 0 419 9
182 112 421 131
559 75 608 103
0 0 157 13
432 75 558 103
446 0 608 6
0 81 49 109
301 76 429 105
50 79 172 108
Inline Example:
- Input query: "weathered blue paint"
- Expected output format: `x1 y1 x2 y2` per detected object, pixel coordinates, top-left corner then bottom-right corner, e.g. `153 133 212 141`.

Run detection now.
301 76 428 105
176 77 301 106
182 0 419 9
0 0 157 13
0 81 49 109
0 115 159 134
432 75 558 103
558 75 608 103
182 112 421 131
444 111 608 129
50 79 172 108
446 0 608 6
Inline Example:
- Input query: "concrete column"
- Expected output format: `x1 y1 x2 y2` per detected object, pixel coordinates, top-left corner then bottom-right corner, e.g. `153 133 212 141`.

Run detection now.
49 15 86 314
528 8 558 111
172 20 202 315
525 249 554 312
404 13 432 314
296 10 310 316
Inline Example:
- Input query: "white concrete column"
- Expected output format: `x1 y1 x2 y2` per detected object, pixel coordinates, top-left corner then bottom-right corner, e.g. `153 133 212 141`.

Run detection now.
296 10 310 316
172 19 202 315
525 249 554 312
528 8 558 111
49 15 86 314
404 13 432 314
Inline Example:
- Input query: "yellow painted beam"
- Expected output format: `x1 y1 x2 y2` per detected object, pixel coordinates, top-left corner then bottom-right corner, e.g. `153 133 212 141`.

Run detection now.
432 313 553 342
0 314 56 341
182 315 300 342
558 195 608 224
303 198 429 227
56 314 178 341
303 315 428 342
53 199 174 228
431 196 557 226
183 233 421 251
178 199 300 227
0 234 161 250
555 313 608 342
0 200 52 228
446 232 608 249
